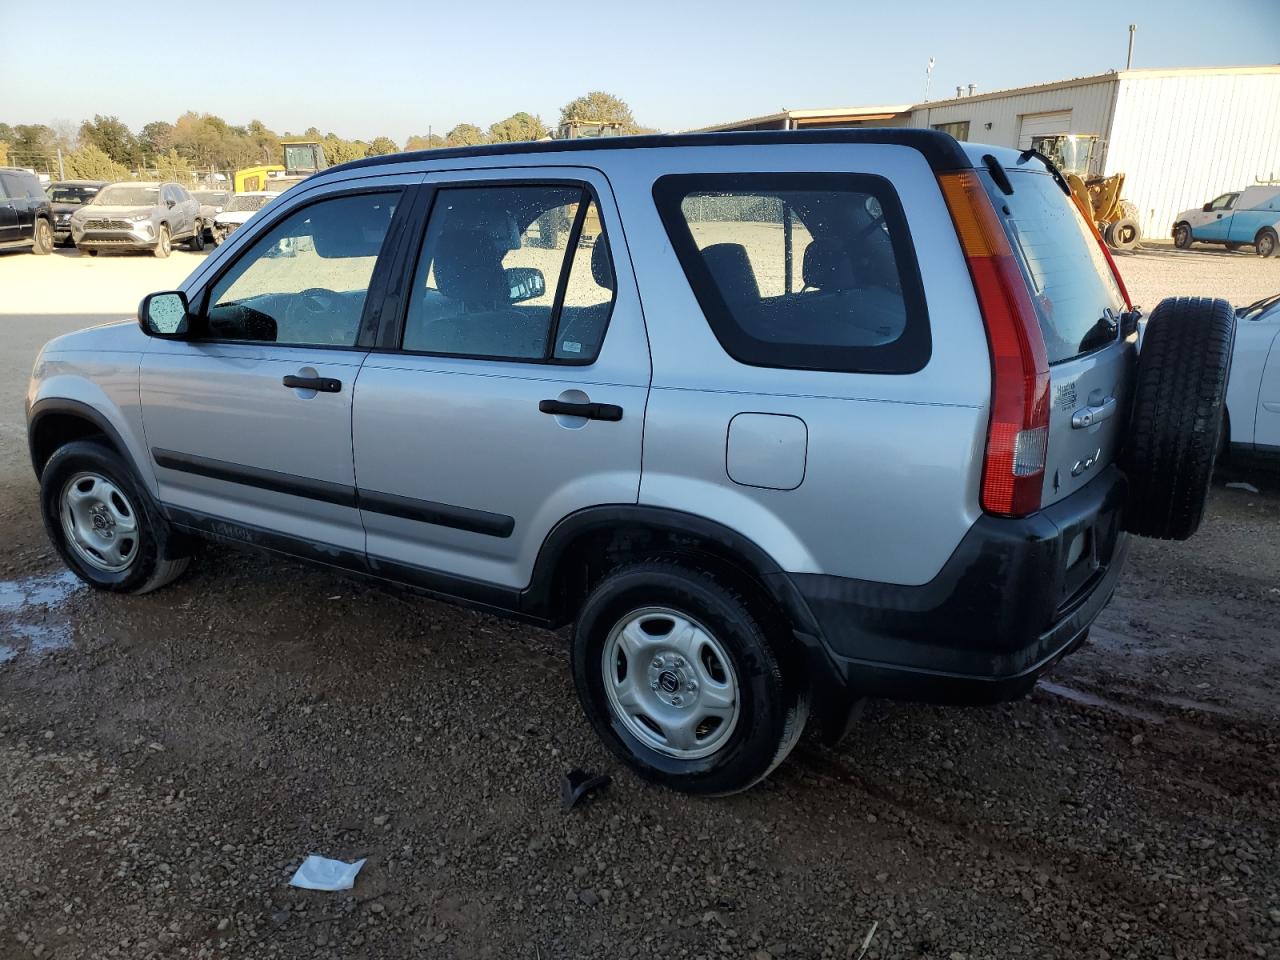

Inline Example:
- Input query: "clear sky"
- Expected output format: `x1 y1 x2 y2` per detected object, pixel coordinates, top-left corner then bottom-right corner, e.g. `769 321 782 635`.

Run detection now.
3 0 1277 142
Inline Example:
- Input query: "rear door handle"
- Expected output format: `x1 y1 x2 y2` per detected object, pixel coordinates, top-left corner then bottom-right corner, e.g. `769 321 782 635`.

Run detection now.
283 375 342 393
1071 396 1117 428
538 399 623 422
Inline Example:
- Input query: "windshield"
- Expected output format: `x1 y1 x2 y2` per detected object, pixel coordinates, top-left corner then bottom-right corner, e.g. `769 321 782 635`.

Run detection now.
194 191 229 205
226 194 273 212
49 185 99 205
986 168 1125 364
93 186 159 207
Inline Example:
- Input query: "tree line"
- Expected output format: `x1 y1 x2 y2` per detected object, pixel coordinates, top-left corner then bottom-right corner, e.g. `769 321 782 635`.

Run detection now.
0 92 653 183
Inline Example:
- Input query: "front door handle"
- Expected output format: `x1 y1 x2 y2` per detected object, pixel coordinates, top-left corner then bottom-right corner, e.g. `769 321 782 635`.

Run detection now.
538 399 623 422
283 375 341 393
1071 396 1117 429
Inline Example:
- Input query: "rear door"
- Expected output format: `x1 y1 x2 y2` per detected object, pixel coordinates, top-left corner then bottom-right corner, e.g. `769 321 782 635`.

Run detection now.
351 167 650 595
985 165 1132 505
0 175 18 242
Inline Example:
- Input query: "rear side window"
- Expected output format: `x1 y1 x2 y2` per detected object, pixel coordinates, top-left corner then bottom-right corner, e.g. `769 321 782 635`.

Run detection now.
989 169 1125 364
654 173 929 374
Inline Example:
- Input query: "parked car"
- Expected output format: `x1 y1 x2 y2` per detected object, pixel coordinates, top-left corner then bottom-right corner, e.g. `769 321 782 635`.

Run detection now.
25 130 1236 795
46 180 107 246
192 189 231 242
1173 184 1280 256
69 181 204 257
0 167 55 254
1225 293 1280 458
210 191 276 245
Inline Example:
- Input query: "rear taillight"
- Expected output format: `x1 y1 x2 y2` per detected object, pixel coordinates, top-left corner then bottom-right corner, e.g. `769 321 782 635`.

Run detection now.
938 171 1050 517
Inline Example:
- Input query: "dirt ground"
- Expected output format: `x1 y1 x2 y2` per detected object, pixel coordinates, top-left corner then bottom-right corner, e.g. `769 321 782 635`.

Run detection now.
1 246 1278 960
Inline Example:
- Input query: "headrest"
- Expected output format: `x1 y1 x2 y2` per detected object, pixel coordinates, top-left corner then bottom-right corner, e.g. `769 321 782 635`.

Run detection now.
701 243 759 305
802 239 858 291
433 227 509 305
591 237 614 291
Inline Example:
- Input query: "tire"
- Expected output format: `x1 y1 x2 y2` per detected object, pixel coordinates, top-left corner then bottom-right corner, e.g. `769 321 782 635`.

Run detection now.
83 247 99 257
31 218 53 255
1122 297 1236 541
571 560 809 796
1257 229 1278 259
153 224 171 258
1105 216 1140 251
1173 222 1193 249
40 440 189 594
187 221 205 251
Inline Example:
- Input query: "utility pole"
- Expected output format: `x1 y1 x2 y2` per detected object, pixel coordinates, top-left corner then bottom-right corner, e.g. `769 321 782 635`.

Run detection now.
924 57 936 102
56 147 65 180
1126 24 1137 69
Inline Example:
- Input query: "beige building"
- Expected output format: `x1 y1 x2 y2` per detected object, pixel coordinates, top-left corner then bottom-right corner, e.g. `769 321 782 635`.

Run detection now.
695 65 1280 240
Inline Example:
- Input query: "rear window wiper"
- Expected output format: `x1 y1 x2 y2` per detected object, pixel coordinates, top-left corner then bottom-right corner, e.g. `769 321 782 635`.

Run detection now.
1076 309 1121 354
1236 292 1280 318
1016 148 1072 197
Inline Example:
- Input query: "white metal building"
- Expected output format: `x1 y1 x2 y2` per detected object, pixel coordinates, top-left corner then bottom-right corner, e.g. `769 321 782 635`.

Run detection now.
910 66 1280 239
699 66 1280 240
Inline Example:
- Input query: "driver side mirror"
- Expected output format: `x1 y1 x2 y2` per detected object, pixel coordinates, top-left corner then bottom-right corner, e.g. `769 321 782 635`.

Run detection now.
138 290 191 338
1202 202 1213 212
506 266 545 304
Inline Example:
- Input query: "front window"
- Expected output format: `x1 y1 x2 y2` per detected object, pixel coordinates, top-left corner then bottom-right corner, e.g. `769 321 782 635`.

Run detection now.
1209 193 1238 211
94 186 159 206
202 191 400 347
49 185 100 205
653 173 929 374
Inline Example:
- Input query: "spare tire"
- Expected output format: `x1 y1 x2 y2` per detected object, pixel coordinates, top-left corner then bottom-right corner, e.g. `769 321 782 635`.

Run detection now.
1122 297 1235 540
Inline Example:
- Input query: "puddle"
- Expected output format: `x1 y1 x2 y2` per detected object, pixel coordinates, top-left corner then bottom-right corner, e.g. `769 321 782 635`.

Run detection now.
0 570 83 663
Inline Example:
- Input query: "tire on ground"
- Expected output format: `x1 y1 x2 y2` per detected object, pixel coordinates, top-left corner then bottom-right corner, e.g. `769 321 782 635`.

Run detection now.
1172 222 1193 249
1256 228 1278 258
32 218 53 255
1105 216 1140 251
39 439 190 594
1121 297 1235 541
571 560 808 796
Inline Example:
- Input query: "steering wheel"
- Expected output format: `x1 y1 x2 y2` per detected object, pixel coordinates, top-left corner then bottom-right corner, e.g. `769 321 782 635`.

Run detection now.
284 287 353 344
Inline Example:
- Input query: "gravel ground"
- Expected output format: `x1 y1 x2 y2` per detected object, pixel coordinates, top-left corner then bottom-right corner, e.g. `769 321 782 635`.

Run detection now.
1 245 1279 960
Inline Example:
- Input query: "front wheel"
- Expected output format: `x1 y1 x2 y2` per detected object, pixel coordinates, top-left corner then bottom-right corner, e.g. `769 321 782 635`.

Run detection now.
40 440 189 594
32 218 53 255
153 224 171 258
1173 223 1193 249
1257 229 1278 259
571 561 808 795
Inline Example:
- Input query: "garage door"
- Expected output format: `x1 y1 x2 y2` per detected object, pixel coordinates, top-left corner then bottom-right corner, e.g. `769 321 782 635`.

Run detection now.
1018 111 1072 149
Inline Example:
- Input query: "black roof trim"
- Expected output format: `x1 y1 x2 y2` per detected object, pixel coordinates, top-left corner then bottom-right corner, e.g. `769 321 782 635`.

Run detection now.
322 128 972 179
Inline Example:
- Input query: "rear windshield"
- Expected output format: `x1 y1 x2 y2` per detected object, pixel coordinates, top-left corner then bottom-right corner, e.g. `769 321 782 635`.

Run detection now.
987 169 1124 364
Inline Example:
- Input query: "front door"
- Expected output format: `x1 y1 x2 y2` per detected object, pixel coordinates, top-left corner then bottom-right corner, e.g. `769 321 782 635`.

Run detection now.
351 169 650 596
140 185 408 562
1193 193 1237 242
0 175 18 243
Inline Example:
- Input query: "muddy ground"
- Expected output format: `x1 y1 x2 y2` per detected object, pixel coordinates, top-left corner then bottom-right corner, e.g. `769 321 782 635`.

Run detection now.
1 249 1278 960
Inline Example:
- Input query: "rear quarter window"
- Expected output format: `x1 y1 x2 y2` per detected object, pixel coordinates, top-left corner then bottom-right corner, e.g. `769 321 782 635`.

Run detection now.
653 173 930 374
989 169 1125 364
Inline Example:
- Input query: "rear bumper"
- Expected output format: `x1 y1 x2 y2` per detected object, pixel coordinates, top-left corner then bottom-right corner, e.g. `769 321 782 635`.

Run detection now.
783 466 1129 707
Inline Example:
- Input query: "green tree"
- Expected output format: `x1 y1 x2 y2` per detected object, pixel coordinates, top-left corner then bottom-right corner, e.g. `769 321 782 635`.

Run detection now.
366 136 399 156
7 124 59 165
445 123 487 147
138 121 175 158
488 112 546 143
0 141 8 165
154 148 195 184
404 133 445 151
558 91 653 134
62 144 130 181
320 133 368 165
79 114 138 165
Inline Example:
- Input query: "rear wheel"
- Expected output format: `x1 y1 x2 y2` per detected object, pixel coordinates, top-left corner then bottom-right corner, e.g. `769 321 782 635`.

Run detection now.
572 561 808 795
40 440 189 594
32 218 53 255
1257 229 1278 259
153 224 171 258
1172 222 1193 249
1122 297 1236 541
187 221 205 251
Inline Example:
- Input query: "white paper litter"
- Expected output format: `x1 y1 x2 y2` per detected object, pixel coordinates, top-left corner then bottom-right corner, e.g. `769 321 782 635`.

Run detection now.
289 855 367 891
1225 481 1260 494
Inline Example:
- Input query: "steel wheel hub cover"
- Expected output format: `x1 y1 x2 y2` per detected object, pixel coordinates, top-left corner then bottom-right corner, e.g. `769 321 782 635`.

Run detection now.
59 471 139 574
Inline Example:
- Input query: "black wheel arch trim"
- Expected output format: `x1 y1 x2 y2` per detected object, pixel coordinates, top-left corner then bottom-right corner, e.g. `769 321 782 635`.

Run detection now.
27 397 147 482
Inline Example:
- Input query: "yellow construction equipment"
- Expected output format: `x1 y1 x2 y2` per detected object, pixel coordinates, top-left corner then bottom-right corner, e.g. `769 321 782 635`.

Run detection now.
1032 134 1140 250
233 140 328 194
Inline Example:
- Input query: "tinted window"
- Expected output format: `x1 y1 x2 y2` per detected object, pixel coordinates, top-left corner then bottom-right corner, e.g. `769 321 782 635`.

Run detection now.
203 191 400 347
654 173 929 374
0 176 10 200
990 170 1125 364
402 184 615 362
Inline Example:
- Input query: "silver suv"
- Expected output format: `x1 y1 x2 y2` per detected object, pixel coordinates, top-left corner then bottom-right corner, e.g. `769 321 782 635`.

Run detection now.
26 131 1235 794
69 180 204 257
